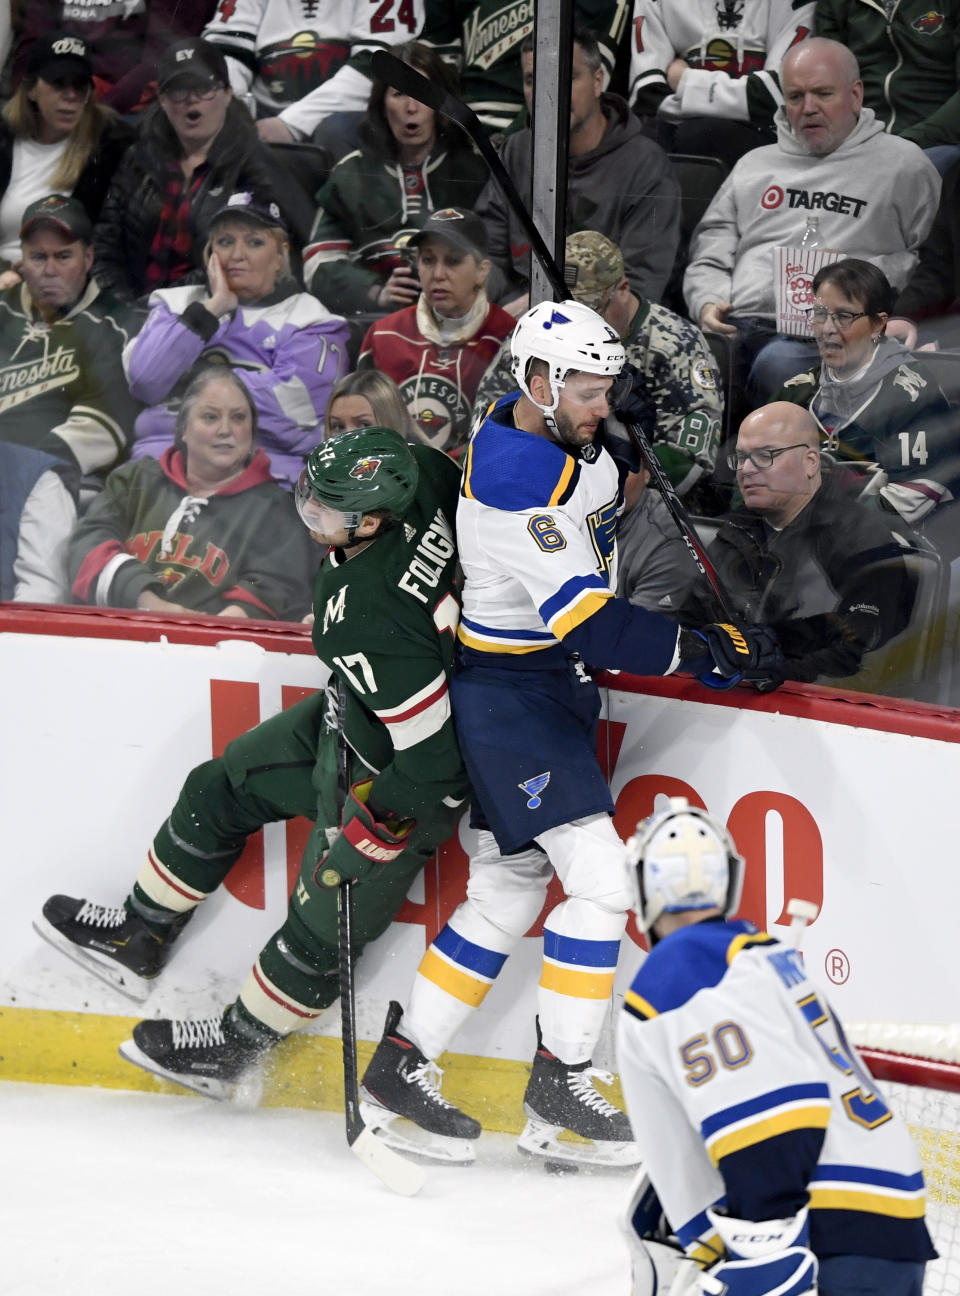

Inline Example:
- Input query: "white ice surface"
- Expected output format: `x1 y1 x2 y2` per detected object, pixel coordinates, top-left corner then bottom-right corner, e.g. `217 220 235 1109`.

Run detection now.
0 1082 631 1296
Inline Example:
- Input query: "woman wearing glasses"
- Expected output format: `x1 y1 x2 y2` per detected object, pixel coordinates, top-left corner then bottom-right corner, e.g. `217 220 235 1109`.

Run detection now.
92 39 311 304
777 257 955 535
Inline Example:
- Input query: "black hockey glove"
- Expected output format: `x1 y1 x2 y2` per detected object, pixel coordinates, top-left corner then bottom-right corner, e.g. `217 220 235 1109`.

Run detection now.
611 363 658 443
679 622 784 691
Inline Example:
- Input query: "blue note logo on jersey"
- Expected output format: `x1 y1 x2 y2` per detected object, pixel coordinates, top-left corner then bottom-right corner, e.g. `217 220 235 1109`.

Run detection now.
543 311 571 330
519 772 551 809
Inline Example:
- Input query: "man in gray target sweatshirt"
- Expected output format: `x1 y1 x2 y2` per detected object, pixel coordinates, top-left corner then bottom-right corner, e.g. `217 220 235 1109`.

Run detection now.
683 37 940 401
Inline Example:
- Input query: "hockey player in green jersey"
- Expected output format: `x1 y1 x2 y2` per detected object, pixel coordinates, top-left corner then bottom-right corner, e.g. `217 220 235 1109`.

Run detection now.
34 426 478 1130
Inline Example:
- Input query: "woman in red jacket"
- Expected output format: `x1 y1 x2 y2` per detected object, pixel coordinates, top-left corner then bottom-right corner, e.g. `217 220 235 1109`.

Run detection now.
357 207 515 454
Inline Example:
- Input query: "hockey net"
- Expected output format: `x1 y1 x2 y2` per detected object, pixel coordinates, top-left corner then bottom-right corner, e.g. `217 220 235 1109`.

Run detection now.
848 1023 960 1296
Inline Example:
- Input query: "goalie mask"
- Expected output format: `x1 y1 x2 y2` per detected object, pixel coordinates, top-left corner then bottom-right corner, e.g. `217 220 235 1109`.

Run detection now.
626 798 744 933
510 299 626 428
296 426 418 538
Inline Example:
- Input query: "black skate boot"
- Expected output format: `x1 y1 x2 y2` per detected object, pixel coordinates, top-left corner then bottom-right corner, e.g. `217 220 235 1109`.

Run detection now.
518 1021 641 1168
118 1009 269 1102
359 1001 481 1164
33 896 192 1003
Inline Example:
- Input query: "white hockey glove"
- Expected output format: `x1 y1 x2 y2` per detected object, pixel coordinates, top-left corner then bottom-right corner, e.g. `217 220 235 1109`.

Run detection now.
698 1206 817 1296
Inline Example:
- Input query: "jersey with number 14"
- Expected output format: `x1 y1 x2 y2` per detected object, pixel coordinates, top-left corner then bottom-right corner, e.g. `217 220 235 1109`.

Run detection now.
617 919 935 1267
310 442 467 820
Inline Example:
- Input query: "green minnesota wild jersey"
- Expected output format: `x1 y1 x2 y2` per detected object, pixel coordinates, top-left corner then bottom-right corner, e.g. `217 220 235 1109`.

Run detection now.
310 443 467 820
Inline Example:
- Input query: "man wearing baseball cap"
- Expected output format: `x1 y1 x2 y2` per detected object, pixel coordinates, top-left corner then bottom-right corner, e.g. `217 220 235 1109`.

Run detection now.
356 207 515 453
0 193 137 478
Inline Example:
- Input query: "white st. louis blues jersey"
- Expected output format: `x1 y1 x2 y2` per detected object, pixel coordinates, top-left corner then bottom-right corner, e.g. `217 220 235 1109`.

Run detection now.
617 919 935 1267
458 395 622 657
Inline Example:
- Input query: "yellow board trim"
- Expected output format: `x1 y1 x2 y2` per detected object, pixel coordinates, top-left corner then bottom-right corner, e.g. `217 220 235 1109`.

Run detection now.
809 1187 927 1218
709 1106 831 1162
419 948 493 1007
539 963 617 1000
0 1004 629 1136
550 589 612 641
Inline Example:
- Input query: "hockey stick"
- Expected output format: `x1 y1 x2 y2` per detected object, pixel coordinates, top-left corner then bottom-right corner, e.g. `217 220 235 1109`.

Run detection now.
370 51 734 621
332 678 425 1196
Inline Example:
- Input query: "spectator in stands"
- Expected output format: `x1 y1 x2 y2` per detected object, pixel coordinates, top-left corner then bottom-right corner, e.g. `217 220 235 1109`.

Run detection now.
684 38 940 404
681 401 915 685
9 3 216 115
0 35 133 286
0 194 136 479
227 2 628 146
890 158 960 352
478 26 681 313
815 0 960 172
629 0 814 168
357 208 514 453
92 39 312 304
616 462 701 612
474 231 723 500
324 369 419 443
68 368 316 622
304 41 488 318
0 440 75 603
202 0 423 144
777 258 957 536
124 192 348 491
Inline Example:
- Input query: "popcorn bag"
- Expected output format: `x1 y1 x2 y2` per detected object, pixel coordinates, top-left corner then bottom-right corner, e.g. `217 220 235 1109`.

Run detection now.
774 246 842 337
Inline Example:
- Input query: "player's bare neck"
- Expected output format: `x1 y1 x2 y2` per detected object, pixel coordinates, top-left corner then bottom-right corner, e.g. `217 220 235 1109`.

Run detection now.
513 395 551 440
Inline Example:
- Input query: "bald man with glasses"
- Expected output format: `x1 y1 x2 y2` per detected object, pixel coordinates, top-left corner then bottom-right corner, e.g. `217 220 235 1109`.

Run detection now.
679 401 916 687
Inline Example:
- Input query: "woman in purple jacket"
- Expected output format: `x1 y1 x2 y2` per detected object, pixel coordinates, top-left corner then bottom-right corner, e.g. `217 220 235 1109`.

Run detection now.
123 191 349 489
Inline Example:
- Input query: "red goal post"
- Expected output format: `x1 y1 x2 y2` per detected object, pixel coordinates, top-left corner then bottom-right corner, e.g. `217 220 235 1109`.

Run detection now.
848 1023 960 1296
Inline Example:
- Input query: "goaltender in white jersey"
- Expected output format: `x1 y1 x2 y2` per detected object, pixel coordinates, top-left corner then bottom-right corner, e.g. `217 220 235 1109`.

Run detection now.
617 798 935 1296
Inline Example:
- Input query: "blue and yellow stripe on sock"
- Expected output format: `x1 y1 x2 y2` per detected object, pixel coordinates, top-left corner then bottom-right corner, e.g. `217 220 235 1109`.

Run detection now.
539 930 620 999
417 925 509 1007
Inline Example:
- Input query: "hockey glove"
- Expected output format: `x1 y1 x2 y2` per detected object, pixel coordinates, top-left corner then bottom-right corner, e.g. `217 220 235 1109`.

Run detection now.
679 622 784 691
698 1206 817 1296
611 363 658 443
313 779 415 889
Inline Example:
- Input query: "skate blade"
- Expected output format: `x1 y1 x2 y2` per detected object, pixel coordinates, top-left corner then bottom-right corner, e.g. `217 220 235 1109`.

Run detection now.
517 1118 642 1169
32 917 154 1004
358 1099 476 1165
118 1038 237 1102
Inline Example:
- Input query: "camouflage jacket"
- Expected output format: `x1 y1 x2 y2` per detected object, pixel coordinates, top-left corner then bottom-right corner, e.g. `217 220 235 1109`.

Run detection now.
471 297 724 492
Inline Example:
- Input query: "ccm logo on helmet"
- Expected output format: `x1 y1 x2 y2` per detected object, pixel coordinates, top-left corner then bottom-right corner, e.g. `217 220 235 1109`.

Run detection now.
761 185 784 209
349 456 381 480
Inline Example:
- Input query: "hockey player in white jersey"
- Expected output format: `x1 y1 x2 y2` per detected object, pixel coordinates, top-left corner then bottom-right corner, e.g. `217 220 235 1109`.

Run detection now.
357 301 782 1168
617 798 935 1295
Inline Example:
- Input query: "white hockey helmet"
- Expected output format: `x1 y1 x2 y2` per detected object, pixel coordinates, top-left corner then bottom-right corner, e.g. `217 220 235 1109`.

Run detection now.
510 298 626 416
625 797 745 933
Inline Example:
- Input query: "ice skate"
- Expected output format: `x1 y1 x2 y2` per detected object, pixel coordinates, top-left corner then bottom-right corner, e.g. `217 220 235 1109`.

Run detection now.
119 1014 264 1101
359 1001 481 1165
33 896 190 1003
518 1029 641 1169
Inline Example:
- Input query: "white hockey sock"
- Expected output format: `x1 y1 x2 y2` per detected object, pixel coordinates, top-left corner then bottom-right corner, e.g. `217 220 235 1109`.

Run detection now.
236 958 323 1036
402 901 523 1061
537 898 626 1064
